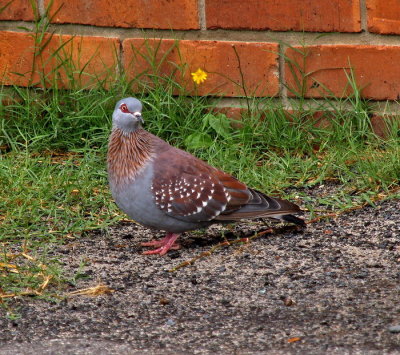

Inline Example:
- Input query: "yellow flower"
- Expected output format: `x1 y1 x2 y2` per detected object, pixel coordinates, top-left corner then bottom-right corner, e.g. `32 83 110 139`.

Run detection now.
191 68 208 85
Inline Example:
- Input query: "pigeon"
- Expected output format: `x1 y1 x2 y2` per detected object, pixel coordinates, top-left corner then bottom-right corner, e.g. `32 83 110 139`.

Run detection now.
107 97 305 256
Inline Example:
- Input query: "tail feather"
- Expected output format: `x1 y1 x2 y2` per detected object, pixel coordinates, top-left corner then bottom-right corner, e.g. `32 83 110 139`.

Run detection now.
280 214 307 228
215 189 305 227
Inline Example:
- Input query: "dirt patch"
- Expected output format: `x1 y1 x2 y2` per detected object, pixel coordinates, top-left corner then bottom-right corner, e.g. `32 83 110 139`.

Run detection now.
1 197 400 354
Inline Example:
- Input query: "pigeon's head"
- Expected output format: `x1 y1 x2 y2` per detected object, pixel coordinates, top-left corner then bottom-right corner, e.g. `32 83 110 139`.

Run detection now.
112 97 143 133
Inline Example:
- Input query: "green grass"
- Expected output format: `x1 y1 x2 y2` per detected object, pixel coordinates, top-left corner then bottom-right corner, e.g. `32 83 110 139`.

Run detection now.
0 33 399 315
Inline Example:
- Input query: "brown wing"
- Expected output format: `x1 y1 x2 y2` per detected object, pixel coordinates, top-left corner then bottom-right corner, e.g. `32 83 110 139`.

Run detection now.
151 139 301 223
151 141 252 222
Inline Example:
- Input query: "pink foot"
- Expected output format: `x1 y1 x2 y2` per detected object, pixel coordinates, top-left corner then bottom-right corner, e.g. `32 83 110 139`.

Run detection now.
141 233 180 256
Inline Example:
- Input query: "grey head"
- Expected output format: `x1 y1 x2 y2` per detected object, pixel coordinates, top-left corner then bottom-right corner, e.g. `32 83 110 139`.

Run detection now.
112 97 144 133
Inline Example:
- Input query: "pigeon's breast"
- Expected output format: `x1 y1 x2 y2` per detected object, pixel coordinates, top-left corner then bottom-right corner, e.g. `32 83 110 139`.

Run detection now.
110 163 206 233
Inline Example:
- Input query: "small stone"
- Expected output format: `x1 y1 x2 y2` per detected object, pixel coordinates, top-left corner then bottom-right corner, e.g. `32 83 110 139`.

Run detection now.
168 250 180 259
388 325 400 333
216 266 226 273
221 299 232 307
280 295 294 306
159 297 170 305
165 319 175 326
283 297 294 307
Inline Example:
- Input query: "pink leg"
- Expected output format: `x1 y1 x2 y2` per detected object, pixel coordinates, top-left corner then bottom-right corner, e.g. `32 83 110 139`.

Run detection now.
141 233 181 256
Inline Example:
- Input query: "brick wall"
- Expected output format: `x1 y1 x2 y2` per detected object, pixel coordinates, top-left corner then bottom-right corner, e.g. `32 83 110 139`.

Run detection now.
1 0 400 121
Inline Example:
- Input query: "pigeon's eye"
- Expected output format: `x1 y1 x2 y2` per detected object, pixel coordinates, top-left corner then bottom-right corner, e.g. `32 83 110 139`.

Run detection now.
120 104 129 113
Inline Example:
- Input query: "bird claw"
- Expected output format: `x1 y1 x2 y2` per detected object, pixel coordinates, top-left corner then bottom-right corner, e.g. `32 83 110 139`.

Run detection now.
140 233 180 256
142 244 180 256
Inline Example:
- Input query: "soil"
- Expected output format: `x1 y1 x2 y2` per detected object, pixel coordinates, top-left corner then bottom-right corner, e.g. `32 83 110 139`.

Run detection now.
1 193 400 354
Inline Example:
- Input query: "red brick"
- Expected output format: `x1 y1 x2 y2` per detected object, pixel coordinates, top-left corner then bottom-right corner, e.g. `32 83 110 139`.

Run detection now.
285 110 336 130
0 31 119 88
0 0 37 21
208 107 398 140
285 45 400 100
208 107 329 131
45 0 199 30
211 107 247 121
367 0 400 34
370 114 399 138
123 39 279 97
0 31 35 86
33 35 120 88
206 0 361 32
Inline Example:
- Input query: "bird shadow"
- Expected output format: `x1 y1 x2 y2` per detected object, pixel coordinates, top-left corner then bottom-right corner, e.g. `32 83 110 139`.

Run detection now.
107 220 303 256
181 224 303 250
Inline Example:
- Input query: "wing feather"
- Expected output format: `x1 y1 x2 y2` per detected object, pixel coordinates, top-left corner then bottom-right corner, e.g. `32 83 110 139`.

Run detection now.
151 140 302 224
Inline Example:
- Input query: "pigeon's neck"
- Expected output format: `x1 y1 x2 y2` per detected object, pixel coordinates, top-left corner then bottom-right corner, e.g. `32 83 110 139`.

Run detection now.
108 128 154 185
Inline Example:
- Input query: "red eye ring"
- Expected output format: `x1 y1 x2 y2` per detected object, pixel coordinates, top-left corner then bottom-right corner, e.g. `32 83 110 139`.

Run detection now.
120 103 130 113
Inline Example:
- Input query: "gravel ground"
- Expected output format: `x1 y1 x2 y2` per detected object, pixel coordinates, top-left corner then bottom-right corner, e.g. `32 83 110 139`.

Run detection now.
1 195 400 354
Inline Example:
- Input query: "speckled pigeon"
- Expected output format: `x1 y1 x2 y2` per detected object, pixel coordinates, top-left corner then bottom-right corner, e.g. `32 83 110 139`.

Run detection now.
107 97 305 256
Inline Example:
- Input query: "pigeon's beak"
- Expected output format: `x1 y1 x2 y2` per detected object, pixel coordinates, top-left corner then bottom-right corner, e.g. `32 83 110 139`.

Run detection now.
134 111 144 124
